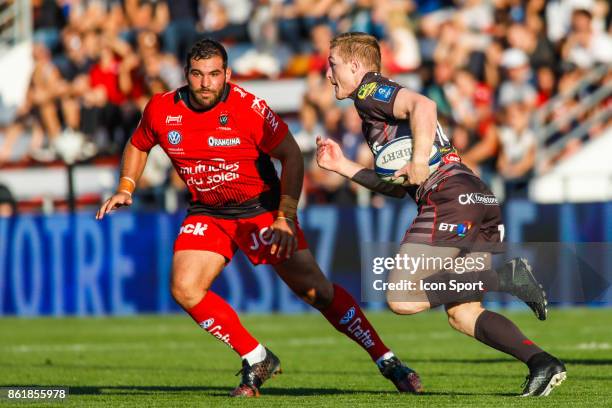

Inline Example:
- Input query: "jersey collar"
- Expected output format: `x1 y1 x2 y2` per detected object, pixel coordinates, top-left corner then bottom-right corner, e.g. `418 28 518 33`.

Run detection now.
349 71 381 100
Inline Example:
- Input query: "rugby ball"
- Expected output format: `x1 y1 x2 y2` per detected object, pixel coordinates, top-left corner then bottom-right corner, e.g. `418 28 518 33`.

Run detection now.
374 136 442 185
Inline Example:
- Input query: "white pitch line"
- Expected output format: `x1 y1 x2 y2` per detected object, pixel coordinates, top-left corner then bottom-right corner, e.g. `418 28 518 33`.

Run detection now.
0 331 454 353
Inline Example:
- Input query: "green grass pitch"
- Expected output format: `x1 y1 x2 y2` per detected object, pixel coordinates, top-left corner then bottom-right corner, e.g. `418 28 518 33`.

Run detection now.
0 308 610 407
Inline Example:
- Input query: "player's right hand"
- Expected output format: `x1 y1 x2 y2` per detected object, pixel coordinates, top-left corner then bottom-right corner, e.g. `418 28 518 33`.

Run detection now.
316 136 346 173
96 192 133 220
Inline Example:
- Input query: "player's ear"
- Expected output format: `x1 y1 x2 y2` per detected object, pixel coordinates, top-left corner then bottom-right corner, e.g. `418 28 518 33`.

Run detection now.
225 67 232 82
350 58 360 74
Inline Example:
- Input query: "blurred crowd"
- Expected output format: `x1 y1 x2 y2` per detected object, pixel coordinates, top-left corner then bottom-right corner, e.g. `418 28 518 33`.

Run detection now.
0 0 610 210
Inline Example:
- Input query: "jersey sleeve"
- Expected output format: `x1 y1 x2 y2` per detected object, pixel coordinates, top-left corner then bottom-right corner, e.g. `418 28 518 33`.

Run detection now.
130 97 158 152
248 97 289 154
355 79 402 121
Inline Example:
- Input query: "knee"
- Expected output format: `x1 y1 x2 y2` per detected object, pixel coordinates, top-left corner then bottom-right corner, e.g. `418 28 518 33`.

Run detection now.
387 300 429 315
446 303 483 335
302 282 334 309
171 272 206 309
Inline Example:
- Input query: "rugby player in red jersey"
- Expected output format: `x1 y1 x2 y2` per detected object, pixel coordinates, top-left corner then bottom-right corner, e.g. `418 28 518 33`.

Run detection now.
96 39 422 397
316 32 566 396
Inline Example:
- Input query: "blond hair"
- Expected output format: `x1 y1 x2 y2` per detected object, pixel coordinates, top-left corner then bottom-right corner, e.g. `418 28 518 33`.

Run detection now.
330 32 381 72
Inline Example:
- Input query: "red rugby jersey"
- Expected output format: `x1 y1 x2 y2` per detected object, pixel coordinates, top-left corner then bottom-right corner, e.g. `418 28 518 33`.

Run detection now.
130 83 288 213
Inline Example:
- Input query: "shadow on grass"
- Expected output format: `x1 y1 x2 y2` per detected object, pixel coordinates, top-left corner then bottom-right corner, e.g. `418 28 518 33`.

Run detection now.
408 358 612 366
0 385 517 398
51 385 388 397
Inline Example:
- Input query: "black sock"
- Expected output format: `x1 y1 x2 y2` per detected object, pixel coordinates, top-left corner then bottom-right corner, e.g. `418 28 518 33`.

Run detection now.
526 351 553 370
423 270 499 307
474 310 543 363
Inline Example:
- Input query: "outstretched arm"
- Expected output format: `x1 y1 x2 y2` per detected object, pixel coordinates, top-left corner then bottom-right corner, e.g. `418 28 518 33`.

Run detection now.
96 140 149 219
316 136 406 198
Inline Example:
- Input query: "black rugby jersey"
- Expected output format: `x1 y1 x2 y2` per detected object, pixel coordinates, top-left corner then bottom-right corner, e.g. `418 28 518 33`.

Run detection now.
349 71 452 154
349 72 474 201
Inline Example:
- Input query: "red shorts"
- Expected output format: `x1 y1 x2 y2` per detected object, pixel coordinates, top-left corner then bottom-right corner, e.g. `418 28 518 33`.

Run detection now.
173 211 309 265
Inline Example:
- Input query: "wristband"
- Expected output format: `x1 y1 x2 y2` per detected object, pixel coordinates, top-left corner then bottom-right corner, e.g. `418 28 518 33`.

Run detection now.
278 195 298 220
276 216 295 224
117 176 136 195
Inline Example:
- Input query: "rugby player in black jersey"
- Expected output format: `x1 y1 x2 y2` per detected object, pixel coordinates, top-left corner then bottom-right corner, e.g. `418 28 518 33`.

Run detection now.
316 32 566 396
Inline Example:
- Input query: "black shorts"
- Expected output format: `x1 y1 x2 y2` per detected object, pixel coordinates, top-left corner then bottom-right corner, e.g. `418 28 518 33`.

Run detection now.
402 173 504 251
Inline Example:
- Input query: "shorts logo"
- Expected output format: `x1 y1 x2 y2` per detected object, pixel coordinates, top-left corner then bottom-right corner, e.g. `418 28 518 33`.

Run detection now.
179 222 208 236
457 222 473 237
458 193 498 206
167 130 181 145
373 85 396 103
200 318 215 329
219 114 228 125
439 222 473 236
208 136 240 147
340 307 356 325
358 82 378 99
248 227 275 251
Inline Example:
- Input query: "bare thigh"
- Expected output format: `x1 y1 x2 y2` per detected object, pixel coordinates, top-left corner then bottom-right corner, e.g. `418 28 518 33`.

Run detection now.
171 250 226 310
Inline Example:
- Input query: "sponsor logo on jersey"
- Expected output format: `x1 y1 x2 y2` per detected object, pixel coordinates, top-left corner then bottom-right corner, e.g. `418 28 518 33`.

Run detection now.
167 130 181 145
179 222 208 236
219 114 228 125
372 85 396 103
165 115 182 125
357 82 378 100
200 318 215 329
340 306 356 325
458 193 498 206
233 86 247 98
181 159 240 192
251 97 280 132
208 136 240 147
442 152 461 164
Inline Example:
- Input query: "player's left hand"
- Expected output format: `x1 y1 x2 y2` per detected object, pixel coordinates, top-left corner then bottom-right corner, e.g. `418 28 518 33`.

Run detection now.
394 161 429 185
270 217 298 259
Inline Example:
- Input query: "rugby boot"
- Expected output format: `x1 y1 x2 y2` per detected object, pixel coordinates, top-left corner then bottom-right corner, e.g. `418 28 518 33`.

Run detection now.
498 258 548 321
379 355 423 394
521 353 567 396
230 347 282 397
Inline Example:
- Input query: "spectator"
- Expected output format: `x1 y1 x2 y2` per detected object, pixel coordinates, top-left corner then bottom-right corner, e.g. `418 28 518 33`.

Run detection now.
498 48 537 108
562 8 612 68
33 0 66 52
159 0 199 62
496 103 537 198
0 184 16 217
294 100 324 167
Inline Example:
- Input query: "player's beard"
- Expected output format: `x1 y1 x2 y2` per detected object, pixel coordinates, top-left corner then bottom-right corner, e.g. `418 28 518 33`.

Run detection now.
189 83 225 110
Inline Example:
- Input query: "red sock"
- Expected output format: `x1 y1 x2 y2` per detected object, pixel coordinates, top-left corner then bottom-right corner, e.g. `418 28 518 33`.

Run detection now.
187 291 259 356
320 284 391 362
